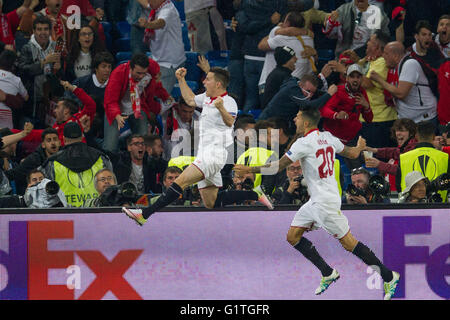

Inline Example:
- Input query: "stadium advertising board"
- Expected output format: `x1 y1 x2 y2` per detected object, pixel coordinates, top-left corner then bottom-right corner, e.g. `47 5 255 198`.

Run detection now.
0 208 448 300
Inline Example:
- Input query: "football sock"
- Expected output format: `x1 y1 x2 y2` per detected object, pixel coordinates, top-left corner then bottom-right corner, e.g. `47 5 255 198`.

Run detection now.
352 242 393 282
142 182 183 219
294 237 334 277
214 190 258 208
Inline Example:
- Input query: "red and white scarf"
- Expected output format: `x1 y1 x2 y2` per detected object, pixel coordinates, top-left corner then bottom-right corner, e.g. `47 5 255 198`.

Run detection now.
0 14 10 41
45 7 65 39
129 70 145 119
143 0 171 45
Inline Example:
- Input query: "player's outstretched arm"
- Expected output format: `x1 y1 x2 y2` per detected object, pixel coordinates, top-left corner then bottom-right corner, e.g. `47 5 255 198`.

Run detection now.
233 155 293 175
338 136 366 159
175 68 196 107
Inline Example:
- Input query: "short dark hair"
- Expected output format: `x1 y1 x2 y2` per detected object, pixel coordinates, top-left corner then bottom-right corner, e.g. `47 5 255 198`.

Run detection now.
391 118 417 140
267 117 290 136
143 134 162 147
163 166 182 181
254 120 276 131
438 14 450 23
415 20 433 34
0 50 17 72
130 53 149 69
286 11 305 28
126 134 144 146
374 30 391 51
209 67 230 88
27 169 44 184
300 107 321 126
299 73 319 87
416 121 436 139
93 51 114 70
58 98 80 115
234 114 256 131
41 127 59 141
351 167 371 179
33 15 52 30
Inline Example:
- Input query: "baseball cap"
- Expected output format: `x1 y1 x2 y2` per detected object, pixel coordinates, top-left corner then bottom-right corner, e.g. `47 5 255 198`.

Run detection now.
274 46 296 66
403 171 427 194
346 63 363 76
63 121 82 139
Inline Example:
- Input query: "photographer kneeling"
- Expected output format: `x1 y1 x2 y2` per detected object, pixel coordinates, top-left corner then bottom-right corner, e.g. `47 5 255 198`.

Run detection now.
398 171 450 203
272 160 309 205
344 167 390 204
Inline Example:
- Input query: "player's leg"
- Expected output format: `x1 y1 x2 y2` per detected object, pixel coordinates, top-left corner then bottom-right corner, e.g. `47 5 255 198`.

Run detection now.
199 186 220 209
339 231 400 300
123 164 204 225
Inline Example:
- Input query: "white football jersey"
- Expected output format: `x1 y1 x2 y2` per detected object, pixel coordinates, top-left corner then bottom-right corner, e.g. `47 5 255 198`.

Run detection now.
286 129 344 204
194 92 238 150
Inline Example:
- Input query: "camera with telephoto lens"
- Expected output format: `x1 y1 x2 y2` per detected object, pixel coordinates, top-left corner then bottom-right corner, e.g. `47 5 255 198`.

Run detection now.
426 173 450 203
99 182 139 206
292 175 310 202
346 184 366 197
24 178 66 208
240 177 254 191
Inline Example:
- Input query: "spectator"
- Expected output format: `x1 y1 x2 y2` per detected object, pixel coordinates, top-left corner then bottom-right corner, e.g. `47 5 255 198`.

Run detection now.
259 74 337 123
41 121 112 207
18 15 64 125
258 11 314 94
370 41 438 123
261 46 297 109
0 0 35 49
143 134 168 193
66 51 114 142
397 171 428 203
272 160 310 205
267 116 293 156
5 127 60 194
138 0 186 93
0 128 22 195
234 0 287 112
65 23 105 81
323 0 390 57
126 0 154 55
83 168 118 207
320 64 373 169
103 53 170 152
437 56 450 130
344 167 390 204
184 0 228 53
0 50 29 129
347 30 398 148
396 120 449 201
365 118 417 191
161 96 200 161
436 14 450 58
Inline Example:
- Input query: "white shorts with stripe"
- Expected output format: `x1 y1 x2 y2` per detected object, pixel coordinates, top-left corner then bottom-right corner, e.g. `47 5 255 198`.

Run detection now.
291 200 350 239
192 147 228 189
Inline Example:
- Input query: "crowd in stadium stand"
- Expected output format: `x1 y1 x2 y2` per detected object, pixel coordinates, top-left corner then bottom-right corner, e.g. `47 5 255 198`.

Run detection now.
0 0 449 208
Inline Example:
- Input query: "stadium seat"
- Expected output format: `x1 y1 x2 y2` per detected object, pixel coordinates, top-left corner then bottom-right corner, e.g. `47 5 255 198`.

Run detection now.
248 109 262 120
206 50 230 68
101 21 111 34
172 0 185 21
116 51 132 62
114 38 131 52
184 52 201 82
116 21 131 38
104 33 113 52
171 81 199 99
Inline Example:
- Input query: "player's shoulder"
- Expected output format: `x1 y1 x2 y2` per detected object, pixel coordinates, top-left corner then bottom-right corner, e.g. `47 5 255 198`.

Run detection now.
223 94 238 107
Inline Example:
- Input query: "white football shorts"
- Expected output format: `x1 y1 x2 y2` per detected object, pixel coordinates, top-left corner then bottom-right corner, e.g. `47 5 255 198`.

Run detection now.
192 146 228 189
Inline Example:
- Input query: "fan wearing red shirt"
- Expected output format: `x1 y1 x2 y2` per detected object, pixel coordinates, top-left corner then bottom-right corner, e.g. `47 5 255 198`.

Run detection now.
0 0 35 48
320 63 373 168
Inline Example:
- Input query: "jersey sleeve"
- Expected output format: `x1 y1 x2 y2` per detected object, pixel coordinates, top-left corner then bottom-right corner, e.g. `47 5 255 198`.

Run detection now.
194 92 207 108
285 138 309 162
224 96 238 117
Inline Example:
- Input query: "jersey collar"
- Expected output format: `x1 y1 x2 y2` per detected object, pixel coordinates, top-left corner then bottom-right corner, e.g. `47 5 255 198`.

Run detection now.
209 92 228 102
304 128 319 137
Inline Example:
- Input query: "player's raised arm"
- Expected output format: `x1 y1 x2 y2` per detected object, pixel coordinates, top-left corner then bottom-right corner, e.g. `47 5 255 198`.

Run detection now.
213 97 235 127
337 136 366 159
175 68 196 107
234 154 293 175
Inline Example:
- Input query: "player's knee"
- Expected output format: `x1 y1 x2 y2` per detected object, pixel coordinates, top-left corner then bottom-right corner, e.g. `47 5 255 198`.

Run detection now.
286 233 300 246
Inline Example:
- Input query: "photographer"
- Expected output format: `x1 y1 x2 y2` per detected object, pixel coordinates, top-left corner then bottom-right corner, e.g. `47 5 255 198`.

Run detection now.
398 171 428 203
23 169 68 208
83 168 118 207
344 167 390 204
272 160 309 205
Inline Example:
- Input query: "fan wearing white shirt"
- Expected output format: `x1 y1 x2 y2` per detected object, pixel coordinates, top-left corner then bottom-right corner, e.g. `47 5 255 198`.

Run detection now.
123 67 274 225
0 50 29 129
233 107 400 300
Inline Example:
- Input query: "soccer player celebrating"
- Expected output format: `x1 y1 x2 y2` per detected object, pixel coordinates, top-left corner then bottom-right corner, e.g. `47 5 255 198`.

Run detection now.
123 66 273 224
234 107 400 300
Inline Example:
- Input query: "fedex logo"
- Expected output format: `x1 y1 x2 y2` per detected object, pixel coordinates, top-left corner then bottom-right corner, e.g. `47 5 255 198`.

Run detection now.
383 216 450 299
0 221 143 300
